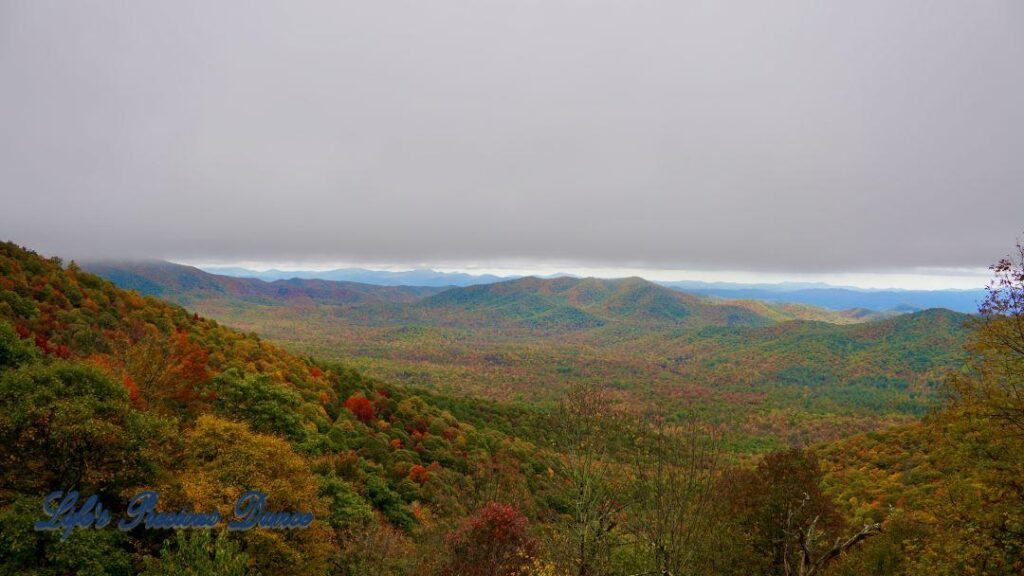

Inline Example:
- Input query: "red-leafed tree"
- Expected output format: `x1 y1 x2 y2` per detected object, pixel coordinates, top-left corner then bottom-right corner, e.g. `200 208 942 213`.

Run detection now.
408 463 429 484
33 335 50 355
122 374 146 410
442 502 536 576
163 331 211 409
344 393 375 423
14 324 31 339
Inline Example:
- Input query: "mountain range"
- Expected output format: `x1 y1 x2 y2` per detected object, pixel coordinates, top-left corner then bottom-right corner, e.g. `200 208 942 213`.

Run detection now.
85 261 893 329
665 282 984 314
200 265 515 287
85 261 446 306
197 264 985 313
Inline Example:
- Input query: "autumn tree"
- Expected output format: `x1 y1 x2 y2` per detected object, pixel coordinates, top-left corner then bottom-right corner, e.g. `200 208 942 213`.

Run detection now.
0 359 166 495
916 239 1024 574
165 415 336 576
442 502 537 576
954 238 1024 433
627 417 721 576
142 530 250 576
344 392 376 423
779 493 881 576
209 368 307 442
548 383 624 576
718 449 854 575
336 520 416 576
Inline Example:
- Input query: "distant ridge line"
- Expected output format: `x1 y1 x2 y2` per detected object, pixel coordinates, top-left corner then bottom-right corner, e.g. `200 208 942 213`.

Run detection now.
196 264 984 313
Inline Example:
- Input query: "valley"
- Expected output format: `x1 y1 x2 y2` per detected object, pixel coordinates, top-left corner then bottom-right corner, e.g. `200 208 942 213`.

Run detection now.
86 260 971 450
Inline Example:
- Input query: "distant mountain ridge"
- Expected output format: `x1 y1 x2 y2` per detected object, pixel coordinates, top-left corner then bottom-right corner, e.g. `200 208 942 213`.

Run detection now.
198 265 984 313
200 265 518 287
664 283 984 313
83 260 445 306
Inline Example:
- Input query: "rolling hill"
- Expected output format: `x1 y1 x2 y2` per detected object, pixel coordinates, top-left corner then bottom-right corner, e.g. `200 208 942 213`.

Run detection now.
415 276 769 331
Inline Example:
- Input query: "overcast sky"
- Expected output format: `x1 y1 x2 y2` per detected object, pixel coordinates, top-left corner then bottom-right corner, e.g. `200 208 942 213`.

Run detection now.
1 1 1022 288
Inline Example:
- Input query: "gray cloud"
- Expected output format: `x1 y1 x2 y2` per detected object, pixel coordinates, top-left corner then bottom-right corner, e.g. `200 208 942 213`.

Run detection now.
1 0 1022 272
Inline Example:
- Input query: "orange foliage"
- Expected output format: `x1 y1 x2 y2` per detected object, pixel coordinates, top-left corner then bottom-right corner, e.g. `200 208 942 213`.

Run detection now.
122 374 146 410
408 464 429 484
344 394 375 423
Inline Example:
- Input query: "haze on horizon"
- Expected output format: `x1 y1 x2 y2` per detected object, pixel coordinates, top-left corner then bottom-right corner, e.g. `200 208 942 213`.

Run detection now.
182 259 990 291
2 1 1023 288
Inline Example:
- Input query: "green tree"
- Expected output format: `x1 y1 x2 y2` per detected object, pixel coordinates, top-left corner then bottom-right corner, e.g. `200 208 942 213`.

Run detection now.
548 384 624 576
0 320 37 370
627 417 721 576
0 495 134 576
142 530 250 576
0 360 164 495
208 368 307 443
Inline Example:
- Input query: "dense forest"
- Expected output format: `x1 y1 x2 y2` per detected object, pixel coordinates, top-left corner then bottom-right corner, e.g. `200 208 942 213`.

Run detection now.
86 261 970 450
2 240 1023 575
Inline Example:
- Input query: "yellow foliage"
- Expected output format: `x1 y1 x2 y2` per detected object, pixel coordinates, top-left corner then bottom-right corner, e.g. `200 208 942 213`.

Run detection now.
168 415 337 576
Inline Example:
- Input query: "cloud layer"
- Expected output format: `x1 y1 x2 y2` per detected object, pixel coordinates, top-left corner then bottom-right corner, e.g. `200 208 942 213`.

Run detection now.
2 1 1022 272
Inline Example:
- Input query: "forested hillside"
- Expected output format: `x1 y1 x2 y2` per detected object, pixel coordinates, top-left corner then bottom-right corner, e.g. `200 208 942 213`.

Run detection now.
0 242 559 575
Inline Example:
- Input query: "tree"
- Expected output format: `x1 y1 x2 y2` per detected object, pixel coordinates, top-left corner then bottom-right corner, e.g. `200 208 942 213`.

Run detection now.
0 495 134 576
442 502 537 576
142 530 250 576
913 238 1024 574
408 463 430 484
719 449 849 575
167 415 336 576
0 320 37 370
0 360 164 495
628 417 721 576
209 368 307 442
780 493 881 576
955 238 1024 433
317 474 375 531
549 383 624 576
336 520 416 576
344 393 376 423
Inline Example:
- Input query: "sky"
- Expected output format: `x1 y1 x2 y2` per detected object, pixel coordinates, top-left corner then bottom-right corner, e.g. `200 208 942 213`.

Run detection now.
1 1 1022 290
